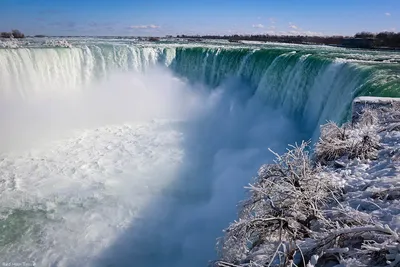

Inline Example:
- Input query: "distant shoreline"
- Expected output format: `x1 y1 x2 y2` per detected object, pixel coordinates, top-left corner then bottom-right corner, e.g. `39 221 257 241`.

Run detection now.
2 34 400 52
178 34 400 51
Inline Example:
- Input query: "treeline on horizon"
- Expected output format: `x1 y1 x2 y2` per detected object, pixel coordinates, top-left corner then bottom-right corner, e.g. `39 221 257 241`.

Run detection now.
354 31 400 48
178 31 400 49
0 29 25 38
2 29 400 49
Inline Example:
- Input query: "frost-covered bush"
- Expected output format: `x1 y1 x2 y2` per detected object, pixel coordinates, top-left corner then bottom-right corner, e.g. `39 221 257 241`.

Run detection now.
315 109 381 164
215 142 340 266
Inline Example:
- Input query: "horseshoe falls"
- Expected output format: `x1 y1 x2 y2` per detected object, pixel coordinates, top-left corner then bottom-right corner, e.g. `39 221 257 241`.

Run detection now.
0 39 399 267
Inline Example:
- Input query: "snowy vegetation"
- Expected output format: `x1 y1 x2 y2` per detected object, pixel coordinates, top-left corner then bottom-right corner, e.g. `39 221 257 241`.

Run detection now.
0 38 72 49
214 103 400 267
0 39 20 49
43 39 72 48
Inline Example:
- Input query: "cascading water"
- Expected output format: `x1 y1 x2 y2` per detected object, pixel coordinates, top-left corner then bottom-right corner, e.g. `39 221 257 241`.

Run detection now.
0 39 399 267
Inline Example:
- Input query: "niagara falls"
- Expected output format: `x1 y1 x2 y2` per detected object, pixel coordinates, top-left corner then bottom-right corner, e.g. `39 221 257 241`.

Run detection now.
1 1 400 267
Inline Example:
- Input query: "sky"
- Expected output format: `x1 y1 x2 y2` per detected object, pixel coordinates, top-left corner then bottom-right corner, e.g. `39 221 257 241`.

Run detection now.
0 0 399 36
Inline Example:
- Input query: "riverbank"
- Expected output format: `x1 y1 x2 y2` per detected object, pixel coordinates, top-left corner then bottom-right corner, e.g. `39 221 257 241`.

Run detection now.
179 33 400 51
215 97 400 267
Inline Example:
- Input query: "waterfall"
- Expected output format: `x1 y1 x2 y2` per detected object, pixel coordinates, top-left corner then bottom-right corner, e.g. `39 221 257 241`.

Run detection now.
0 41 399 267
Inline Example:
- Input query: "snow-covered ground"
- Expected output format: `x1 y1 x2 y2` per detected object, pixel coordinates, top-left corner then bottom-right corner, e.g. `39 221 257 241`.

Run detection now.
216 98 400 267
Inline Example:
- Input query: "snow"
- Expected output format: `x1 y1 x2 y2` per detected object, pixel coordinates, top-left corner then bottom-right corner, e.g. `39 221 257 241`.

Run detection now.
0 38 20 48
334 121 400 231
354 96 400 103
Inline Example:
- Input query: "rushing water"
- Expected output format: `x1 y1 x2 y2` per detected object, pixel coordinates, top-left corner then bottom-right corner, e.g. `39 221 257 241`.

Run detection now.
0 39 399 267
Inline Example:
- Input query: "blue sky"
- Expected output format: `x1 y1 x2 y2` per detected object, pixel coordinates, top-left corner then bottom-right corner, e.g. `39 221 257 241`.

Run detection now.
1 0 399 36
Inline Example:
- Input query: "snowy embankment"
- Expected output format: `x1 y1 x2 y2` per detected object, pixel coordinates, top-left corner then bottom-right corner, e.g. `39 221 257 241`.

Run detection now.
214 97 400 267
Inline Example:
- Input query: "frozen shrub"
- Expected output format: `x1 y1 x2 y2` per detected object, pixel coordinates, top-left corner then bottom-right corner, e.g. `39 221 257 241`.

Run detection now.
215 142 340 266
315 109 380 164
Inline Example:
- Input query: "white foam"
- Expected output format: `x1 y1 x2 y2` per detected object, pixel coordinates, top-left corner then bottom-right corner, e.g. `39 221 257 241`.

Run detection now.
0 121 184 266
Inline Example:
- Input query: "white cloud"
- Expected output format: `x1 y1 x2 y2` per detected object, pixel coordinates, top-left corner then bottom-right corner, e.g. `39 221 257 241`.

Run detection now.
289 23 298 30
129 24 160 29
275 30 323 36
301 30 323 36
269 25 276 30
385 12 391 16
252 24 264 28
269 18 276 24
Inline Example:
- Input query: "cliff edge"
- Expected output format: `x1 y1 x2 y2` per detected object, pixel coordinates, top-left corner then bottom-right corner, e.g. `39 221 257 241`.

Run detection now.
214 97 400 267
